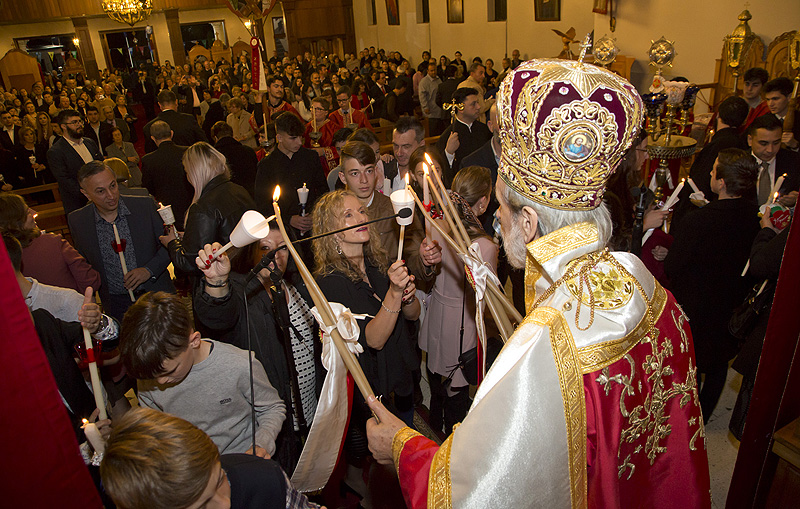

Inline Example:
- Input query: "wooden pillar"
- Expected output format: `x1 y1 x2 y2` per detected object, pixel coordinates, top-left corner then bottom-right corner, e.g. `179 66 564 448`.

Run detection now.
164 8 186 68
282 0 298 57
71 17 99 81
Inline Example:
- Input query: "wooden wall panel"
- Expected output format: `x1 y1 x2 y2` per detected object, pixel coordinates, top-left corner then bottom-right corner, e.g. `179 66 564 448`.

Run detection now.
0 0 232 23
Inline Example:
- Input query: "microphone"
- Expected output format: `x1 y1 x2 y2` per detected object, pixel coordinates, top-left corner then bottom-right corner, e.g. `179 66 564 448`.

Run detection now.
292 208 413 245
244 246 287 283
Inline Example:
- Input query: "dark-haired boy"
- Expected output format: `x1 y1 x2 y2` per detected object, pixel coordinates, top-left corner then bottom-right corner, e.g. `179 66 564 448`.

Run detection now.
763 76 800 151
740 67 770 133
254 112 328 244
120 291 286 458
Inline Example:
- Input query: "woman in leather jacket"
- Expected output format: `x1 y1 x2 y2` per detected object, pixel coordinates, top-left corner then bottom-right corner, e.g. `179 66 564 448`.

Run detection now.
163 142 255 275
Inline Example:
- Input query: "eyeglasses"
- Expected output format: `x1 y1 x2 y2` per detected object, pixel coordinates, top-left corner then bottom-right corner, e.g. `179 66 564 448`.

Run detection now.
65 120 84 126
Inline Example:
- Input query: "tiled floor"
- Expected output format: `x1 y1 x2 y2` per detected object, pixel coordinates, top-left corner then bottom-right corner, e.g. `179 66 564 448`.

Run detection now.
704 367 743 508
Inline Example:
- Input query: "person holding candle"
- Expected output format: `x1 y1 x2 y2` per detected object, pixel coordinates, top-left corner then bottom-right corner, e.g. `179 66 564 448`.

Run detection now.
746 115 800 208
4 234 119 441
162 142 255 276
313 189 420 431
365 58 712 508
419 165 497 436
303 96 336 149
665 148 761 422
329 86 371 131
255 112 328 266
69 161 175 321
338 141 440 283
193 229 323 471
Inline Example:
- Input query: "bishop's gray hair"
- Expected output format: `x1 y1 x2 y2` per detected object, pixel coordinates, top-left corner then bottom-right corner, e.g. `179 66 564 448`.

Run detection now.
502 182 613 248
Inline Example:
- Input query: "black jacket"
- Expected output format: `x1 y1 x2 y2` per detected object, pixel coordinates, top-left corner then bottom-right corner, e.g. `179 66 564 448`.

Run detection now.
83 122 115 157
141 141 193 229
202 100 226 140
436 118 493 185
143 109 207 153
215 136 258 198
664 198 760 365
168 175 255 274
46 137 103 214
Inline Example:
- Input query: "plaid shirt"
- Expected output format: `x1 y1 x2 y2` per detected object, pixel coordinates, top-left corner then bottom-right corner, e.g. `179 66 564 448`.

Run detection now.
282 470 321 509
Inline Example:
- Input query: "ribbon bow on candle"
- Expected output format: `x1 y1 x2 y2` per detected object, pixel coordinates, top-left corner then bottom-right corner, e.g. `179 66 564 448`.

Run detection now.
459 242 501 302
459 242 500 380
310 303 368 364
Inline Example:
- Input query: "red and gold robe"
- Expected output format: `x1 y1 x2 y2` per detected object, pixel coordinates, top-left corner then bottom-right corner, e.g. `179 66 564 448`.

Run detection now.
328 108 372 131
392 222 711 508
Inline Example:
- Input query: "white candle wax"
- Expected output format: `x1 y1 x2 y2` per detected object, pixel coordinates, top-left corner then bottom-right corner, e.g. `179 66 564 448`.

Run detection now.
82 329 108 420
770 174 785 200
687 177 701 194
112 223 135 302
82 420 106 453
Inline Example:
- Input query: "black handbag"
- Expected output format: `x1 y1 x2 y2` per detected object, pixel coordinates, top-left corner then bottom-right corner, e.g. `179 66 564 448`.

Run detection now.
449 275 501 385
728 279 775 341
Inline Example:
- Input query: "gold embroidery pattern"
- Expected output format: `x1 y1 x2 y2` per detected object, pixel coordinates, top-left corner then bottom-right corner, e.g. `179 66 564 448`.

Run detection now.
536 306 588 509
577 283 668 373
427 432 454 509
528 222 598 265
594 305 704 479
565 260 635 311
392 427 422 475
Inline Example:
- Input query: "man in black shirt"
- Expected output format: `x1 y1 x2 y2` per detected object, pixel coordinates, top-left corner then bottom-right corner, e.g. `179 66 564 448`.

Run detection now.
436 87 493 185
254 112 327 264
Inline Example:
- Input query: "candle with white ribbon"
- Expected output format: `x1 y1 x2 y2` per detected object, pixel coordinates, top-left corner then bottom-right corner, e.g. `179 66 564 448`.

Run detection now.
660 179 685 232
112 223 135 302
271 186 374 401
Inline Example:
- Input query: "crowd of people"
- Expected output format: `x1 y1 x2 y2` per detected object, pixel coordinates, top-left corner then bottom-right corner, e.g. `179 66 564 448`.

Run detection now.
1 42 798 508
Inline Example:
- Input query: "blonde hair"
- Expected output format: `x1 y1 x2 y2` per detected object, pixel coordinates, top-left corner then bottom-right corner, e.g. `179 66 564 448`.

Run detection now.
100 407 219 509
104 157 131 182
183 142 231 203
312 189 389 282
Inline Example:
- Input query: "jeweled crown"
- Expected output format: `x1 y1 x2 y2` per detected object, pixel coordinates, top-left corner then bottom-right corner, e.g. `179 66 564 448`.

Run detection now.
497 58 644 210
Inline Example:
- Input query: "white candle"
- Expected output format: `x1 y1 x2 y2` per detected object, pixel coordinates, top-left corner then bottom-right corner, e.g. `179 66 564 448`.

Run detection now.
770 174 786 200
422 163 430 206
661 179 685 212
298 183 310 216
687 177 701 194
112 223 136 302
81 419 106 453
82 329 108 420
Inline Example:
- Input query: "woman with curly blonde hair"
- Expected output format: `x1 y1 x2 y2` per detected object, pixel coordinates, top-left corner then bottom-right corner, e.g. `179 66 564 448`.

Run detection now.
313 189 420 431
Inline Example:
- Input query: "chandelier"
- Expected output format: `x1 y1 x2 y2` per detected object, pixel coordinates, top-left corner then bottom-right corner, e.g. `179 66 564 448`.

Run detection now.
102 0 153 27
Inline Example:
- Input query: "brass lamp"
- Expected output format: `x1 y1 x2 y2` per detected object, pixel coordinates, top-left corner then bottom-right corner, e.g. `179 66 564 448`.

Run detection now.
102 0 153 27
723 9 753 95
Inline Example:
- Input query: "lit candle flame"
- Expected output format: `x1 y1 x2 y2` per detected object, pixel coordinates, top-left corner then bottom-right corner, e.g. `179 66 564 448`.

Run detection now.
273 186 281 202
424 153 433 166
423 163 429 176
81 418 88 426
405 172 410 185
773 191 779 202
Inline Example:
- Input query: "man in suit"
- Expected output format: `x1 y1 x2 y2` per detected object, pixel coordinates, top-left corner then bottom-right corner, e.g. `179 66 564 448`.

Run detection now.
133 70 157 120
143 90 207 154
47 109 103 214
102 105 130 142
368 71 389 121
68 161 175 321
211 121 258 198
83 106 114 156
140 120 193 230
748 114 800 207
436 65 460 111
0 110 21 151
382 116 426 193
436 87 492 185
763 77 800 151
